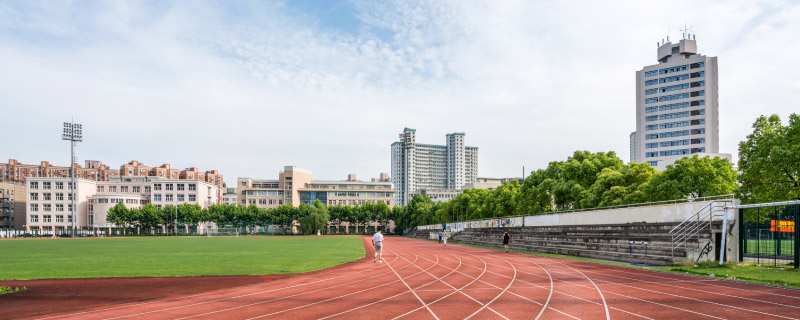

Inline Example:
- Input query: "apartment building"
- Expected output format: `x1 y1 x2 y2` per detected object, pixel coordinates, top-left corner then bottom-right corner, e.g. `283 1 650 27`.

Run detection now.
0 182 25 230
630 35 731 170
25 176 219 234
238 168 395 209
391 128 479 205
2 159 223 189
222 187 238 205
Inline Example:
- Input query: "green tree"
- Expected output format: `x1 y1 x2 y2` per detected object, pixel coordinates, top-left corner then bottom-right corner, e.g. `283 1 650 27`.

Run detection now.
646 155 738 201
738 113 800 202
299 200 330 234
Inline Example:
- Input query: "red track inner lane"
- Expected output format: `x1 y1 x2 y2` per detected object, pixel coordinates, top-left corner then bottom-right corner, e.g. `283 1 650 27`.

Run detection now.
23 237 800 320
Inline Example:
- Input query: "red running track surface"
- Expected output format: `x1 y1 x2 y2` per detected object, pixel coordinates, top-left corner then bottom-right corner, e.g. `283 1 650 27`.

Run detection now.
17 237 800 320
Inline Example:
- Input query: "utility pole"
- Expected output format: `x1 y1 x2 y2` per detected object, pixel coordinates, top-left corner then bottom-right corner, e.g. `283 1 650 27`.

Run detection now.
62 121 83 237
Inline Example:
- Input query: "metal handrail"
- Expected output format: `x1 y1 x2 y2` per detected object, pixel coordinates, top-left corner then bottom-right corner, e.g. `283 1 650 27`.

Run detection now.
669 200 732 256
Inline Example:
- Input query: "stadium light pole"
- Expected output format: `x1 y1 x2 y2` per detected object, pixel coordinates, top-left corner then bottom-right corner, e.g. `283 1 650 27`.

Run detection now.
62 121 83 237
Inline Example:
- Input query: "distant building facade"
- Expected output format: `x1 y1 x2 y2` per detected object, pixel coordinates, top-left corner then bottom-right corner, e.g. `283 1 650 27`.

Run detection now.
222 187 237 205
630 35 730 170
391 128 479 206
2 159 223 189
238 168 394 209
24 176 219 234
0 182 25 230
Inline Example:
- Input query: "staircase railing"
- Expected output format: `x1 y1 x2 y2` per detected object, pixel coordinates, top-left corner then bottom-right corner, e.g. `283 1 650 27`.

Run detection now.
670 200 732 257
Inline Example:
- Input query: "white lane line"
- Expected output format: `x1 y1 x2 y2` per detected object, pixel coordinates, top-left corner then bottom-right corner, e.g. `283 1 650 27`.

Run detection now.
530 256 795 319
464 255 516 320
318 245 469 320
390 249 489 320
103 243 408 320
568 259 800 300
36 236 386 320
556 261 610 320
528 259 554 320
385 248 439 320
183 247 430 320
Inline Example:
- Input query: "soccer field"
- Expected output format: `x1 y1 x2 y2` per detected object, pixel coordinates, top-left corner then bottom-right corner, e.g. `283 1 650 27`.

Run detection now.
743 239 796 256
0 236 365 280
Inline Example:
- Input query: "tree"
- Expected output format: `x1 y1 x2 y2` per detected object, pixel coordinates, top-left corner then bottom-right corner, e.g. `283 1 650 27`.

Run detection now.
646 155 738 201
106 202 130 234
738 113 800 202
299 200 330 234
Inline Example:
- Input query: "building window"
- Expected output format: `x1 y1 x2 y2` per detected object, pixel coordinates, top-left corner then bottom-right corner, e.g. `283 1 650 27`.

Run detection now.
56 215 64 223
154 194 162 202
43 193 51 201
43 215 51 223
43 204 51 211
241 199 246 204
56 204 64 212
30 182 38 190
43 182 51 189
56 182 64 189
189 194 196 202
145 186 151 193
189 184 196 191
645 152 658 158
30 214 38 222
166 184 173 191
30 192 38 201
109 186 117 192
68 215 73 223
68 193 73 201
177 194 185 202
645 143 659 149
121 186 128 192
88 215 94 224
647 161 658 166
166 194 173 202
177 184 185 191
645 116 658 122
154 184 162 191
133 186 141 193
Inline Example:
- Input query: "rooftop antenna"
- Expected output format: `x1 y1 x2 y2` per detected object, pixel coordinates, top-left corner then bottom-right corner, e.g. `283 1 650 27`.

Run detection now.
680 22 693 40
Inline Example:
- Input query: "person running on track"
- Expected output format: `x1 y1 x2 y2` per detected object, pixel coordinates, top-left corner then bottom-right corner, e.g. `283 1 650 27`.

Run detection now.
502 231 511 252
442 231 448 246
372 227 384 263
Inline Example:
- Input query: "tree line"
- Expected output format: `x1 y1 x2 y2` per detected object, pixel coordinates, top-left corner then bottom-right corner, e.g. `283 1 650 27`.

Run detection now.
106 199 394 235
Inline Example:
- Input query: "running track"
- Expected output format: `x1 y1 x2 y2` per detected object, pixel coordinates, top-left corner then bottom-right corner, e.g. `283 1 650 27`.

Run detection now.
28 237 800 320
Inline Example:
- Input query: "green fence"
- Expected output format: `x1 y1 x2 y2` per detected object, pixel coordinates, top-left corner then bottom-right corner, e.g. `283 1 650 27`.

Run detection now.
739 204 799 268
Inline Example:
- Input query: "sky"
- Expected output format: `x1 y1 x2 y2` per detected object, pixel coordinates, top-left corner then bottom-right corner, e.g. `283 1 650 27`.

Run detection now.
1 0 799 183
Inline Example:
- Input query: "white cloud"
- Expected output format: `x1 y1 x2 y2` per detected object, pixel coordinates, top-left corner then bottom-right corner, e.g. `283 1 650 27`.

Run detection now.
0 0 798 183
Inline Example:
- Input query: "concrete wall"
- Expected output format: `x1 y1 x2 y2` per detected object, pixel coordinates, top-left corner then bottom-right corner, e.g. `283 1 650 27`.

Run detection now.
523 200 727 226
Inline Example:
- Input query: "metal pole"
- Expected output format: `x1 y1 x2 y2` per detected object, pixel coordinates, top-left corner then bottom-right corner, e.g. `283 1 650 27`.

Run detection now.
719 207 728 265
71 141 76 237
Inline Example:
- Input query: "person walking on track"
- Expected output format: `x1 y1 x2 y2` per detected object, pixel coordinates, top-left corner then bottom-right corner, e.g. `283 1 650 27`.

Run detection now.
502 231 511 252
438 231 442 243
372 227 384 263
442 231 448 246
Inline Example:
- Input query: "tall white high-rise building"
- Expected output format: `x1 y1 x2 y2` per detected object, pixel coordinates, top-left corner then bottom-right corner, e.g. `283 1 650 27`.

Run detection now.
630 34 730 170
391 128 478 206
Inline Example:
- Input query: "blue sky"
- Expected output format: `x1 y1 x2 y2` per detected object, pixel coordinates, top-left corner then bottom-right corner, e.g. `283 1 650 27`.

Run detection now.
1 0 799 182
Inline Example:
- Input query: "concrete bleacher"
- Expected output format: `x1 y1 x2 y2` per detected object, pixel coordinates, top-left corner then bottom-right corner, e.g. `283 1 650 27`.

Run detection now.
441 223 713 266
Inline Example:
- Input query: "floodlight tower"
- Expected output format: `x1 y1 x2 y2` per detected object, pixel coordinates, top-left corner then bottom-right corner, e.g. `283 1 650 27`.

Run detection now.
62 121 83 236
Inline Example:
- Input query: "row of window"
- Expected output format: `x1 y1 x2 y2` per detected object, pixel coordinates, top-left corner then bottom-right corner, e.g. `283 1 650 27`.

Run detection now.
28 181 72 190
152 194 196 202
645 119 705 131
29 203 72 212
29 215 73 223
644 71 705 86
645 128 705 140
643 62 704 78
646 147 707 158
30 192 73 201
648 109 705 121
153 183 197 191
645 100 705 113
645 81 706 96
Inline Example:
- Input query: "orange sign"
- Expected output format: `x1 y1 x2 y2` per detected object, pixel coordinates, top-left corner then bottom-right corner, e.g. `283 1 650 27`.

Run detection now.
770 220 795 233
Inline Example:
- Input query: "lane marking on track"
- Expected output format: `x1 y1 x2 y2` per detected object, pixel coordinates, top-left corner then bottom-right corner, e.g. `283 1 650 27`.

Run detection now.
528 255 798 319
35 237 386 320
179 247 433 320
526 258 554 320
385 248 440 320
442 250 650 319
389 248 490 320
555 261 610 320
463 255 515 320
318 246 471 320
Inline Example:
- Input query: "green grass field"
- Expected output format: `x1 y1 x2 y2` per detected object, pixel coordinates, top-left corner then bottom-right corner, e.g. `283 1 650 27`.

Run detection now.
742 239 796 256
0 236 365 280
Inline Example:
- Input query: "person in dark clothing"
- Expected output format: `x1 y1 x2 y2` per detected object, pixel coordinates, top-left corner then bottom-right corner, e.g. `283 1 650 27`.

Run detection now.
502 231 511 252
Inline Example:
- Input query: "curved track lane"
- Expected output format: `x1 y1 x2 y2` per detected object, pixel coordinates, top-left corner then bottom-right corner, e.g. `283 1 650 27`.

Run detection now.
26 237 800 320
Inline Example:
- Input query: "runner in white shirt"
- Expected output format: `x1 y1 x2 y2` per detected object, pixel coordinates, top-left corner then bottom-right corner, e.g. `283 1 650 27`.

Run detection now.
372 227 384 263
